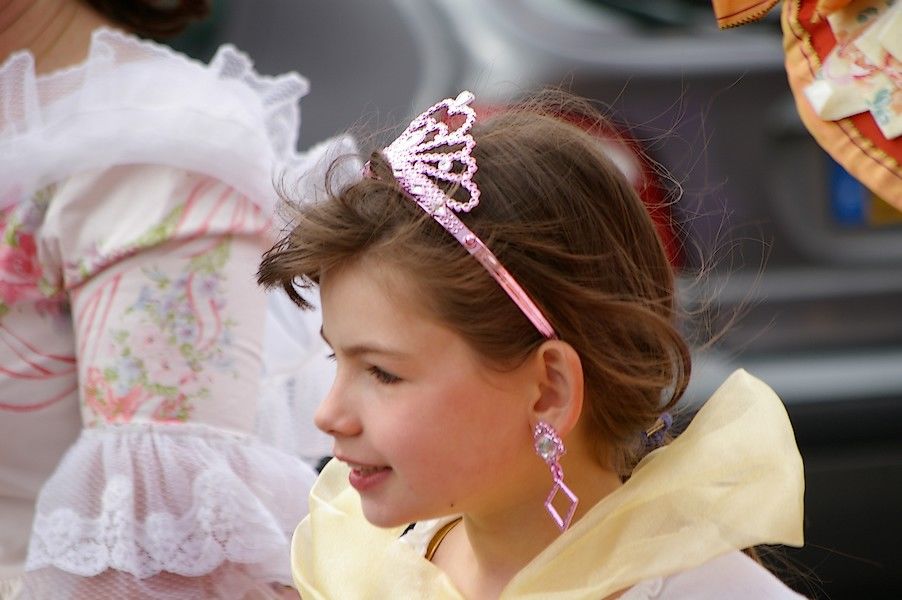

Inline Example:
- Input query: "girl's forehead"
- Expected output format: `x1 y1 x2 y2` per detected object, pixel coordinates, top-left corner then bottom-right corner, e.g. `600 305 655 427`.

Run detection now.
323 259 492 356
323 257 420 306
321 259 441 334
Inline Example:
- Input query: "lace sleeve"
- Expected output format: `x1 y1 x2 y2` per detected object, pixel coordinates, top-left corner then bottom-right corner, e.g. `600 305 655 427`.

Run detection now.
21 167 317 599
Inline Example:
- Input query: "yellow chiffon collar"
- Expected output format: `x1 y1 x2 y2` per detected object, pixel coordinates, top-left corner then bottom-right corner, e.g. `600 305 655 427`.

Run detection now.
291 369 804 599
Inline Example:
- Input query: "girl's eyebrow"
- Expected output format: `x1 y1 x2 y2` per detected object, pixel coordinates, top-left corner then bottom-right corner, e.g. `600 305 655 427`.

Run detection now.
319 327 410 358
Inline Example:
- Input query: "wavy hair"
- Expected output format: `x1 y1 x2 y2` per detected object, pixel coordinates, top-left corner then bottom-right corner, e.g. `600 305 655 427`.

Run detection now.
259 90 691 476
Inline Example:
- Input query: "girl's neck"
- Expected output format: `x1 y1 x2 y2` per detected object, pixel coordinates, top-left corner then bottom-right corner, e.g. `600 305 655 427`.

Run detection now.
0 0 119 74
432 452 623 599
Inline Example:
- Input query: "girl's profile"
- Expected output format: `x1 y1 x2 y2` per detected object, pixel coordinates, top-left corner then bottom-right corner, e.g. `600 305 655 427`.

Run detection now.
258 90 805 599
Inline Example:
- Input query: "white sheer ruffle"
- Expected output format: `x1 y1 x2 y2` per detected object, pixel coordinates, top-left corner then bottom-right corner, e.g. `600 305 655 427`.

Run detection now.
254 138 361 467
20 563 291 600
0 28 308 209
23 422 316 593
256 291 334 467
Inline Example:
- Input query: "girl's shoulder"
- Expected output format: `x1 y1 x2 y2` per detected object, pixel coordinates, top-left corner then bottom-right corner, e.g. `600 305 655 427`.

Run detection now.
622 550 806 600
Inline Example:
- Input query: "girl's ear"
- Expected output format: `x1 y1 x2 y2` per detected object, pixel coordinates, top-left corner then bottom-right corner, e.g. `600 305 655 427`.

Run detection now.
528 340 584 435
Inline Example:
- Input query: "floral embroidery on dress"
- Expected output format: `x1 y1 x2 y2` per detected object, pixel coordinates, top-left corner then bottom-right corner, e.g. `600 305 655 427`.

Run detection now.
83 240 238 425
64 203 187 286
0 186 60 317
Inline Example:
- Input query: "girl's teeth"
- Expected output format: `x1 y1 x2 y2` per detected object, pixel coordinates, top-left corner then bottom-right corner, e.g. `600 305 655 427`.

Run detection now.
355 465 384 475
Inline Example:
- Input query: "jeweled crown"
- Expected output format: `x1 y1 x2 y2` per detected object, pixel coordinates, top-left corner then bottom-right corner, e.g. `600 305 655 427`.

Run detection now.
374 91 557 339
382 91 480 217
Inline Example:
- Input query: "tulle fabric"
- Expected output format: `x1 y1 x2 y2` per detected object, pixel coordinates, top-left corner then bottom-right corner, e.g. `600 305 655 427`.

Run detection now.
256 291 335 467
22 563 289 600
22 422 315 599
254 135 362 466
0 27 308 209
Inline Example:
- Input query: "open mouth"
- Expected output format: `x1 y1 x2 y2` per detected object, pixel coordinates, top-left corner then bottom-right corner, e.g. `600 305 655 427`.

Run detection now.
343 461 392 491
350 464 390 476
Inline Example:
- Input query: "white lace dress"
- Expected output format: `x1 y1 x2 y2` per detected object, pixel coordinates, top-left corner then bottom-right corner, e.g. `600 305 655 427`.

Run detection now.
0 29 349 599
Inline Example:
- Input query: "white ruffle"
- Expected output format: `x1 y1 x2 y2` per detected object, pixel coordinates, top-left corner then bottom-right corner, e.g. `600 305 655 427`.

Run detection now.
24 422 316 586
253 136 361 468
0 28 308 209
257 290 335 467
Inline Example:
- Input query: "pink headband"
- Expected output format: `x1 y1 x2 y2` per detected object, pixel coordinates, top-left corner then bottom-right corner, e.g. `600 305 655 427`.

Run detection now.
370 91 557 339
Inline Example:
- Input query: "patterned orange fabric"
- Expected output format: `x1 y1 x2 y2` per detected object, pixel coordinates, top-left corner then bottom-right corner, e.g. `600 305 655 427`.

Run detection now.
783 0 901 205
711 0 780 28
712 0 901 204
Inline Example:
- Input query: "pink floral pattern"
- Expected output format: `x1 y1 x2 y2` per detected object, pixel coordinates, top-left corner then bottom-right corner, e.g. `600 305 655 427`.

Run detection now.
83 366 146 422
64 203 186 286
0 187 58 315
804 0 902 139
0 229 39 306
83 241 237 426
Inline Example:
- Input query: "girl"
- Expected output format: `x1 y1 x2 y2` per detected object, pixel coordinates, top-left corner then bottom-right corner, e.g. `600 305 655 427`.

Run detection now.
258 91 805 599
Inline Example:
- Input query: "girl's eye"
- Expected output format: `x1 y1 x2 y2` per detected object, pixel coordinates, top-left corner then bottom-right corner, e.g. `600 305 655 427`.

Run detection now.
368 365 401 384
326 353 336 361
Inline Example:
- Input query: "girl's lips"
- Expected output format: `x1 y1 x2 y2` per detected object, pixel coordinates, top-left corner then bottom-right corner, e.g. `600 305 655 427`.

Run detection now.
345 462 392 492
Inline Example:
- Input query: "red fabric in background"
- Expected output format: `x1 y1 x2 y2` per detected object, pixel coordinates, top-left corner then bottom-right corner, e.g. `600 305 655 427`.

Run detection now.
475 104 683 269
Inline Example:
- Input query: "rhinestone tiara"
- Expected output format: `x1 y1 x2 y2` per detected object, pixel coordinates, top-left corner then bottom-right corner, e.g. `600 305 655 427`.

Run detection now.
371 91 556 339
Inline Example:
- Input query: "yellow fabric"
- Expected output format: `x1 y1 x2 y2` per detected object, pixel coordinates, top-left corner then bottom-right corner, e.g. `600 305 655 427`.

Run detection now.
291 369 804 599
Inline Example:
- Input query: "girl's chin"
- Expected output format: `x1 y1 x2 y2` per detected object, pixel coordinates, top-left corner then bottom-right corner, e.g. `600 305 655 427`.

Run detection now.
360 497 430 530
360 506 413 529
361 501 456 531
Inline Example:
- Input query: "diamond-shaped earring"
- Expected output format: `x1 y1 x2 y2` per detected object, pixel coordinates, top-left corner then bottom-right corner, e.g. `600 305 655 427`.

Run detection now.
533 421 579 532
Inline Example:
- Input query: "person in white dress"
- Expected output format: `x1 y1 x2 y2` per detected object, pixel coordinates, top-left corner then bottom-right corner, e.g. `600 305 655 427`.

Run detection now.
0 0 347 597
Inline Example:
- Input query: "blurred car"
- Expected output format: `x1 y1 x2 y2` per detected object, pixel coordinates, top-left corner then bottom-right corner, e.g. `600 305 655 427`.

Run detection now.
172 1 902 596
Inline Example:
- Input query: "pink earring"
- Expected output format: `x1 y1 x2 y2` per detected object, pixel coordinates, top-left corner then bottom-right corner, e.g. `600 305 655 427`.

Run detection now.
533 421 579 532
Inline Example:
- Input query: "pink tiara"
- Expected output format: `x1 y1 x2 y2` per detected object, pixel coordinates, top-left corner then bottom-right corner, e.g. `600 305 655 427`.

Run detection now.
375 91 556 339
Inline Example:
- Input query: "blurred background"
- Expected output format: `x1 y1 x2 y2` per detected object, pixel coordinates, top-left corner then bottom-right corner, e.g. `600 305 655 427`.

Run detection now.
168 1 901 597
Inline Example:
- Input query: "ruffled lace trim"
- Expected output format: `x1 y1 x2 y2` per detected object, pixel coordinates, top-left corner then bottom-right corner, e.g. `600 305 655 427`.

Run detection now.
0 28 308 209
24 422 316 584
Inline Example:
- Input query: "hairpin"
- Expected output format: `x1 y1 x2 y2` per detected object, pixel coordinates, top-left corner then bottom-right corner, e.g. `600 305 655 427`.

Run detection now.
641 412 673 449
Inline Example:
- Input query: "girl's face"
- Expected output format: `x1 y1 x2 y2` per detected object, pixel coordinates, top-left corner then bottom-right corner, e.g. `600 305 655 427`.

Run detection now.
316 258 541 528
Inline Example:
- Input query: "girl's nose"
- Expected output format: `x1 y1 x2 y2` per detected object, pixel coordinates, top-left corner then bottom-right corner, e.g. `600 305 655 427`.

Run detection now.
314 380 361 437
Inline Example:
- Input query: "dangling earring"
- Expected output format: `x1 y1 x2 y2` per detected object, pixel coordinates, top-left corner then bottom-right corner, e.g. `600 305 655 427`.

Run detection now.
533 421 579 532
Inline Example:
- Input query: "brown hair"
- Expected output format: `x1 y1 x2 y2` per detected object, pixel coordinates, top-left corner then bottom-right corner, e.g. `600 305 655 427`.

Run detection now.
258 91 690 476
83 0 210 38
